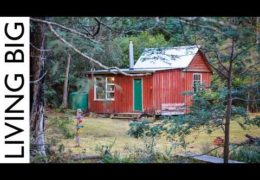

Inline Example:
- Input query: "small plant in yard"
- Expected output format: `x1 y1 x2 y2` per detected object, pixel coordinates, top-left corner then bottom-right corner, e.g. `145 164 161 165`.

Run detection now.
31 154 48 163
47 143 74 163
49 115 75 139
128 120 151 138
95 140 135 163
209 149 222 158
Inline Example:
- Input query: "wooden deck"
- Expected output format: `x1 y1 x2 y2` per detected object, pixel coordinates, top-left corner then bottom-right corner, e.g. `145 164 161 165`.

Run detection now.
178 152 245 163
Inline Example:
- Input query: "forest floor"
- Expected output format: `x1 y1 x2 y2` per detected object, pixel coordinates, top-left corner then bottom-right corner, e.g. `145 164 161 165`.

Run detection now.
45 110 260 158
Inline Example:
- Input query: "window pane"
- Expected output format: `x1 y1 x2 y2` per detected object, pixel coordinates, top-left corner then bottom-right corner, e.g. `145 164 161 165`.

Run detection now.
95 77 106 99
107 77 115 83
95 76 115 100
194 74 201 81
107 92 115 99
107 84 115 91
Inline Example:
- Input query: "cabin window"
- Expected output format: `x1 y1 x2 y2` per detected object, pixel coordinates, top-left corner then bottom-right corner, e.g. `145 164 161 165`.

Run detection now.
94 77 115 100
193 73 202 92
106 77 115 100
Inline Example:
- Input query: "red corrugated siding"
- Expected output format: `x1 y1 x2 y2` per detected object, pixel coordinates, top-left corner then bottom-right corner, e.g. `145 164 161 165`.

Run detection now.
142 76 153 113
88 74 153 113
187 51 212 72
152 69 186 111
151 52 212 112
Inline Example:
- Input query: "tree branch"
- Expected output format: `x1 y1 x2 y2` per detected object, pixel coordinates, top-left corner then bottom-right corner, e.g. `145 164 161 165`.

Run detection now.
30 43 51 52
215 51 229 73
178 18 228 36
180 146 222 158
47 23 151 77
30 71 48 84
94 17 121 33
207 60 229 79
30 17 99 44
92 18 101 37
232 97 260 102
240 61 260 75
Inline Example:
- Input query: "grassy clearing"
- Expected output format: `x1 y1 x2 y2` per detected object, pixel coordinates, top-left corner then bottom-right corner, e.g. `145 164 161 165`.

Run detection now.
184 115 260 153
45 110 260 157
45 112 171 156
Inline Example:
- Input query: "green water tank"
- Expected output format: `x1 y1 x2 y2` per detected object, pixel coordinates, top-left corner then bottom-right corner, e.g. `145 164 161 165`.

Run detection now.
69 91 88 111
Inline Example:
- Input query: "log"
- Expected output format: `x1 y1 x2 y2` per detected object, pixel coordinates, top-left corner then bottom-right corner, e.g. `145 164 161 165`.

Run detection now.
245 134 260 144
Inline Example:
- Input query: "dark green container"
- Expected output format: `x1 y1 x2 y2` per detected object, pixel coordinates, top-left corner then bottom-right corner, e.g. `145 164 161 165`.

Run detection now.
69 91 88 111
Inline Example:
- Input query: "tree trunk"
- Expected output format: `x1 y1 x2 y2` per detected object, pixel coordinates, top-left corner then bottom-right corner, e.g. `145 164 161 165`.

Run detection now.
61 53 71 109
257 17 260 55
30 18 46 158
247 91 250 113
224 77 232 163
223 48 234 163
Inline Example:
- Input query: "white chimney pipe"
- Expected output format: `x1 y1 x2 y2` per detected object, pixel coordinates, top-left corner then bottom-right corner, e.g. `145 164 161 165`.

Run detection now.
129 41 134 70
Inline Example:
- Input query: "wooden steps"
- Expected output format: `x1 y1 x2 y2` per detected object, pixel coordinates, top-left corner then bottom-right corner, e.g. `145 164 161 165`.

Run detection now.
111 113 142 120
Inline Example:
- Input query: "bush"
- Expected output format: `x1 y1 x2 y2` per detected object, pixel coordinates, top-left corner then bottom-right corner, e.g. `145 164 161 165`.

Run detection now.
128 120 151 138
48 115 75 139
95 136 197 163
230 144 260 163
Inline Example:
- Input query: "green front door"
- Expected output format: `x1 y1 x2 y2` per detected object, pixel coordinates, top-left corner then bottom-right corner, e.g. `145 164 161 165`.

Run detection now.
134 79 143 111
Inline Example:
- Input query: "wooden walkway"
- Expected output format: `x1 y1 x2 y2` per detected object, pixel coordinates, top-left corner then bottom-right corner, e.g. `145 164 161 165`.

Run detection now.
178 152 245 163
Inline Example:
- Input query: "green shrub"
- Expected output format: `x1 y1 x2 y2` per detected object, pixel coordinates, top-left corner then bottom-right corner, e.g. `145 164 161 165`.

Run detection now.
230 144 260 163
49 115 75 139
128 120 151 138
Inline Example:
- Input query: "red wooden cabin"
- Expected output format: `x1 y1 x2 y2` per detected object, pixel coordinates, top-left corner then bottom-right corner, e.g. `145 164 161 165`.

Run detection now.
87 44 212 115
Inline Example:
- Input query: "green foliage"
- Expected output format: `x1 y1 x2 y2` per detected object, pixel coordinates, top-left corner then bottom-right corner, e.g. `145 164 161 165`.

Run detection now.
230 144 260 163
128 120 151 138
30 153 48 163
95 135 201 163
49 114 75 139
128 120 164 138
114 31 169 67
95 136 184 163
246 116 260 127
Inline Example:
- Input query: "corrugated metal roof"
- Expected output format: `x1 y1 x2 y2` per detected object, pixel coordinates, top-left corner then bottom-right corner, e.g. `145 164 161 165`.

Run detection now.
88 45 200 75
134 45 200 69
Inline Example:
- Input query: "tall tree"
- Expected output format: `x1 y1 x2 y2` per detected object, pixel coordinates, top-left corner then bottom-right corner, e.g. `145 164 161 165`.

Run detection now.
61 53 71 109
178 17 259 163
30 18 47 157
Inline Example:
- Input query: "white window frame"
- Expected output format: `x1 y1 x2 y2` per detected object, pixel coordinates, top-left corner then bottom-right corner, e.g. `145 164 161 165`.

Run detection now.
193 73 202 92
94 76 115 101
106 77 115 101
